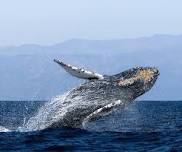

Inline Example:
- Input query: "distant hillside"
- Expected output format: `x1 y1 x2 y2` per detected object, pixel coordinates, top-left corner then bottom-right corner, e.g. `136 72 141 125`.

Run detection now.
0 34 182 100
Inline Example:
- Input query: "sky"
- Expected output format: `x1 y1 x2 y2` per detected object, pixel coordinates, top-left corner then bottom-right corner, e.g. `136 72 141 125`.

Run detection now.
0 0 182 46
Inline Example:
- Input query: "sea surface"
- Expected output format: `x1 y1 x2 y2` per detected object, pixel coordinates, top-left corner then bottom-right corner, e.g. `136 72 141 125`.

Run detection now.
0 100 182 152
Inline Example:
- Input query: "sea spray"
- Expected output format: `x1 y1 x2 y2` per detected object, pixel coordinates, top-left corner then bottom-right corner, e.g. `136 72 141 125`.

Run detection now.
21 92 70 131
0 126 10 132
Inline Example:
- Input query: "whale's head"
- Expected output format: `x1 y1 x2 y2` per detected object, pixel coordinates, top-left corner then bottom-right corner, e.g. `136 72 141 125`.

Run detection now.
116 67 159 98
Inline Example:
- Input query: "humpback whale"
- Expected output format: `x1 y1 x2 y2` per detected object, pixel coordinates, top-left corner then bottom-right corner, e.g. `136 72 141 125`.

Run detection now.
45 59 159 129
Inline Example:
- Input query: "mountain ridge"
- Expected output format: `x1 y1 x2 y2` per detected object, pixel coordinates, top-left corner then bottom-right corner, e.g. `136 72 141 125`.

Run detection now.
0 34 181 100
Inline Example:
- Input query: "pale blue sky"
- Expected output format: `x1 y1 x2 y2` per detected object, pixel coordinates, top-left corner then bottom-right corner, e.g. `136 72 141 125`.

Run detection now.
0 0 182 46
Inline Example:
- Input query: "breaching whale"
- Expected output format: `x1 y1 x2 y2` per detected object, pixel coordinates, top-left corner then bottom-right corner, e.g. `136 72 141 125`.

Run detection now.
46 59 159 129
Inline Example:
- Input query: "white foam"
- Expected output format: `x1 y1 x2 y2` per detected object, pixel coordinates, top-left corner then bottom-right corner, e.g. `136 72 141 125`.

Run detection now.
0 126 10 132
20 92 71 131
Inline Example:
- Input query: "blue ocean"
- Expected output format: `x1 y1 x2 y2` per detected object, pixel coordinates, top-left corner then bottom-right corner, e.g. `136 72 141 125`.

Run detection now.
0 100 181 151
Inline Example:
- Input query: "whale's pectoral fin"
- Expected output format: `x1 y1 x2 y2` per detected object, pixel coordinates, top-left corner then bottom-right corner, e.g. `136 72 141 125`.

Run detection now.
82 100 125 128
54 59 104 80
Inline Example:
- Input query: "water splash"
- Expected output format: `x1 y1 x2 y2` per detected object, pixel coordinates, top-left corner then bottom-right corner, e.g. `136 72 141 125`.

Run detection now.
20 92 70 132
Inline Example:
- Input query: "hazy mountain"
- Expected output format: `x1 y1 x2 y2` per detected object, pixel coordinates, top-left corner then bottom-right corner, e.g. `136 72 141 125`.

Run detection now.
0 34 182 100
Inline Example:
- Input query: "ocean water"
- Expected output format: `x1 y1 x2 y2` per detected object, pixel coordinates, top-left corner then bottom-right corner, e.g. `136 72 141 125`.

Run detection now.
0 100 182 151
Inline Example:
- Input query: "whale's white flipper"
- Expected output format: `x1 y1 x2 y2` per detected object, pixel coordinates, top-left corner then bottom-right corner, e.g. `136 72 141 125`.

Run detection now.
82 100 124 128
54 59 104 80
